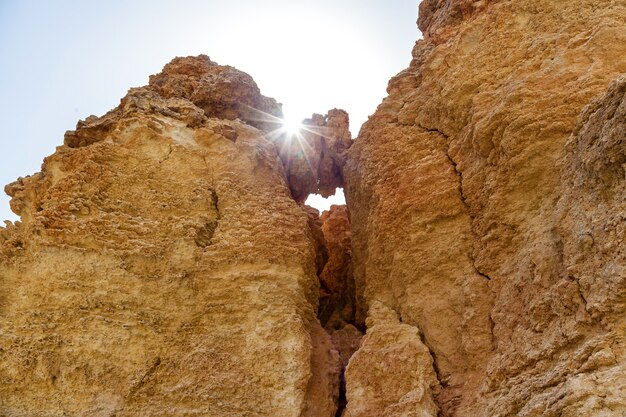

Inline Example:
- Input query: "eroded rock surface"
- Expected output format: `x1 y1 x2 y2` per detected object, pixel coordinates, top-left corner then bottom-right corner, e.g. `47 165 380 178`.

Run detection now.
0 57 341 416
2 1 626 416
317 204 356 331
344 302 440 417
149 54 283 132
344 1 626 416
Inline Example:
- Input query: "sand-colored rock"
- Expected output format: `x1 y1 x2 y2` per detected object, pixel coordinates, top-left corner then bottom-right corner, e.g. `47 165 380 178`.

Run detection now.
344 1 626 416
149 54 283 132
2 1 625 416
0 57 340 416
344 302 439 417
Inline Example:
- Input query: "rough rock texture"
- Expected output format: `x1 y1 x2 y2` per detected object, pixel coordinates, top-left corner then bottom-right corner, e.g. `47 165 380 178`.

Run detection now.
2 1 626 416
149 54 283 132
0 57 341 416
551 75 626 415
344 1 626 416
330 325 363 370
317 205 356 331
303 204 330 278
344 302 440 417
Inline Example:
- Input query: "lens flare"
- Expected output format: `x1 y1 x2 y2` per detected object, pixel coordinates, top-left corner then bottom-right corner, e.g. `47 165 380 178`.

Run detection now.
282 117 302 135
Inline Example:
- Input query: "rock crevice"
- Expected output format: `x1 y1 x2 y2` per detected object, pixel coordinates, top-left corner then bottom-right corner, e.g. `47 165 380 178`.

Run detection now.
1 1 626 416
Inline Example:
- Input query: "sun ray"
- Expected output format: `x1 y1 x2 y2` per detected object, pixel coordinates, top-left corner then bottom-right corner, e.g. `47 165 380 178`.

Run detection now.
238 105 330 184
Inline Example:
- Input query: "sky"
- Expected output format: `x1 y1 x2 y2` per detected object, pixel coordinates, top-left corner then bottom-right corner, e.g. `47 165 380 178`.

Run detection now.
0 0 421 221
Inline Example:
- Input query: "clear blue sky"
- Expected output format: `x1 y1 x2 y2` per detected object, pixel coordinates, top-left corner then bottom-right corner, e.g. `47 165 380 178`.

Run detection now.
0 0 421 221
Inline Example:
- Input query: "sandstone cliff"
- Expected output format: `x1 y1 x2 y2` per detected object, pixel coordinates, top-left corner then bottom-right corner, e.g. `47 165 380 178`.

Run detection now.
344 0 626 416
1 1 625 416
0 56 345 416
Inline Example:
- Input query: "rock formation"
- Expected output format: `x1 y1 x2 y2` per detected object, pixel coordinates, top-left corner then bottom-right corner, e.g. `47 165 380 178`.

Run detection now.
317 204 356 331
1 1 625 416
344 0 626 416
0 56 342 416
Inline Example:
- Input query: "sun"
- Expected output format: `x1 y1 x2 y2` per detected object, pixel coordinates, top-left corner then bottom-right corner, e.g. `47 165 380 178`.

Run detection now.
282 116 303 135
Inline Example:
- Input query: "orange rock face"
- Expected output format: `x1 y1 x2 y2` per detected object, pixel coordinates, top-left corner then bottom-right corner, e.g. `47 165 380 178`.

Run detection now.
344 1 626 416
317 204 355 331
149 54 283 131
1 1 625 416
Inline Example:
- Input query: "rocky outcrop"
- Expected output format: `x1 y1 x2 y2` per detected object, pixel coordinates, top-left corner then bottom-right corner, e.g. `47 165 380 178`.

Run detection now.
149 55 283 132
2 1 625 416
344 301 439 417
0 56 342 416
344 1 626 416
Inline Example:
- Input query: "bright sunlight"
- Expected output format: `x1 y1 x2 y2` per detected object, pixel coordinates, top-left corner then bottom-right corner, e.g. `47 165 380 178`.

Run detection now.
0 0 419 221
281 115 303 135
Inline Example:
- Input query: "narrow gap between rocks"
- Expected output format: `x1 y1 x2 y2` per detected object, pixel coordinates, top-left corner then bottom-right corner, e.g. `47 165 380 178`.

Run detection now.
274 109 358 416
305 189 346 213
306 193 364 417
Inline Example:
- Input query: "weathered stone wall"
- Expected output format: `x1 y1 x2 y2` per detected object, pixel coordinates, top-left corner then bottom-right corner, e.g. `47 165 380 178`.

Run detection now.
1 1 625 415
344 1 626 416
0 56 341 417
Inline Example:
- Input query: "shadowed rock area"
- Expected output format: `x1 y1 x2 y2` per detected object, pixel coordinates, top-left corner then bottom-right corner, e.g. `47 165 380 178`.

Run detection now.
1 1 625 416
275 111 352 201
